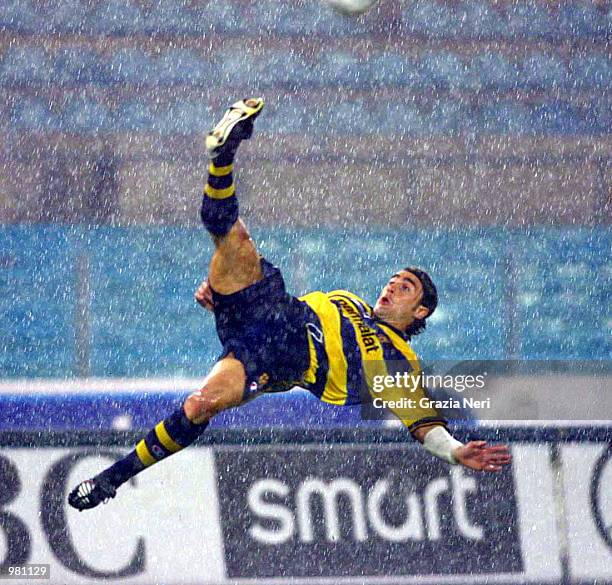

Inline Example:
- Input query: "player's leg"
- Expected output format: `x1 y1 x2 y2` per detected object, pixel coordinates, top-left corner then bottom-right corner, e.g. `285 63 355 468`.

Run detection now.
200 98 265 295
68 355 247 511
68 99 267 511
208 219 262 295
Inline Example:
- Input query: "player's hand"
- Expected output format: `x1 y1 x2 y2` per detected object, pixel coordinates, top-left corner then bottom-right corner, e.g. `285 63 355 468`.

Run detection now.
454 441 511 472
195 279 214 311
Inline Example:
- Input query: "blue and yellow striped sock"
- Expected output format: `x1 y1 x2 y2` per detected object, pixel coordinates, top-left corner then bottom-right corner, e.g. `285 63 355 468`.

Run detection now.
200 160 239 236
101 408 209 488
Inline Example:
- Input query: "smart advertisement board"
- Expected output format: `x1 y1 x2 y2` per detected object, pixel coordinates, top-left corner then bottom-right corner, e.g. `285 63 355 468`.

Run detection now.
0 431 610 584
216 444 522 579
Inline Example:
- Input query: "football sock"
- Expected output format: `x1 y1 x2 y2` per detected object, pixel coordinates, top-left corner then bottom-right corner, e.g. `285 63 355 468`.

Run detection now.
200 154 239 236
99 407 209 488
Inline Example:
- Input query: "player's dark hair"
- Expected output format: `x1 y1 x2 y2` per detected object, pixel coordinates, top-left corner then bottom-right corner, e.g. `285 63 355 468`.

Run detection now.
403 267 438 339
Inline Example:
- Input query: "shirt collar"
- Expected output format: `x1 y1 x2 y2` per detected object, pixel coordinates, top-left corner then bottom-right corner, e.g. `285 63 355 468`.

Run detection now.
373 316 409 341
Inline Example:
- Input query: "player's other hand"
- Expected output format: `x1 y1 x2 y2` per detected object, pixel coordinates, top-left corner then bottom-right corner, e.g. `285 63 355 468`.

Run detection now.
454 441 511 472
195 279 214 311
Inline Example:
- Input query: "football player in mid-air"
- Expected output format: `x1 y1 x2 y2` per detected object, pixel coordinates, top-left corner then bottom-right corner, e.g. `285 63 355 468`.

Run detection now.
68 98 511 510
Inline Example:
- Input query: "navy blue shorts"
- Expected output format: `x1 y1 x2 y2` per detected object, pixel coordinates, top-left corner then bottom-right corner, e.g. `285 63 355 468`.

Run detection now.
211 259 310 400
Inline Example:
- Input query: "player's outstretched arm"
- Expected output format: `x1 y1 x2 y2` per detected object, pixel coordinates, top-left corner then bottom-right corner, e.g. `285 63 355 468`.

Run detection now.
413 425 512 472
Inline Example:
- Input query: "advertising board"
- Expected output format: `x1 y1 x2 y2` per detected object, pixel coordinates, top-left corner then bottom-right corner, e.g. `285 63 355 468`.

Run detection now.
0 431 609 584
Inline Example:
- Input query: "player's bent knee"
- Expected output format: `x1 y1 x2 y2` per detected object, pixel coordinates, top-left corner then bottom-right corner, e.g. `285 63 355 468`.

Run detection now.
184 387 237 424
200 195 239 237
183 357 247 424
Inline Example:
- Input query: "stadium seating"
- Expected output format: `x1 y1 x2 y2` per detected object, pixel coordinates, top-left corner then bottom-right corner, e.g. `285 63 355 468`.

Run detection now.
142 0 202 36
470 52 520 91
272 51 316 87
0 1 608 375
42 0 93 35
521 52 569 89
107 48 156 85
314 51 374 88
0 0 42 34
478 101 532 134
531 102 585 135
52 47 109 85
419 50 474 90
558 2 607 39
370 53 420 87
199 0 250 34
10 97 58 131
1 89 607 136
570 53 612 89
503 0 557 40
60 97 112 133
0 0 608 40
89 0 145 36
0 47 52 84
1 226 608 377
155 101 213 135
114 99 156 132
154 49 216 86
0 0 609 139
402 0 459 39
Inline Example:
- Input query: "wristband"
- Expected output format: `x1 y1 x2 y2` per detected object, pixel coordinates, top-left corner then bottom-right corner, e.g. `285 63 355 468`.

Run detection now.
423 426 463 464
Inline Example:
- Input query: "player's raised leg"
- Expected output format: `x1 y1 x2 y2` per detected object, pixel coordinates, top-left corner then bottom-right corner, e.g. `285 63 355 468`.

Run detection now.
201 98 265 294
67 99 265 511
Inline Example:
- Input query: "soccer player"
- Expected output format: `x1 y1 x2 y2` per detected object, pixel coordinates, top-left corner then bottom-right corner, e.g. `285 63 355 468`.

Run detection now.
68 98 511 510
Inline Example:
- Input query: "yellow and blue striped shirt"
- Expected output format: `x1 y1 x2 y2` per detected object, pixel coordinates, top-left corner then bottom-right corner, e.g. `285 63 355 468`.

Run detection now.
298 290 444 432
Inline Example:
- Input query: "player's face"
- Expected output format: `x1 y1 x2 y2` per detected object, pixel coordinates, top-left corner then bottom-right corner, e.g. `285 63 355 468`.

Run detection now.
373 270 429 330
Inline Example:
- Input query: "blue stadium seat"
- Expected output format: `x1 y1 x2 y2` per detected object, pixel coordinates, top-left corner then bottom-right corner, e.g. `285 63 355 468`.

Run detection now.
314 51 373 88
423 100 467 135
89 0 144 35
1 227 609 372
504 1 556 39
584 98 611 134
60 98 112 133
247 0 308 36
156 101 212 135
114 100 156 132
10 97 57 131
0 46 52 85
454 0 504 39
419 51 474 90
215 49 257 86
531 102 584 134
559 2 606 38
372 103 426 136
0 0 42 33
402 0 458 39
261 100 307 134
107 48 156 85
471 52 519 90
521 53 568 89
260 51 314 87
370 53 421 87
143 0 200 36
199 0 249 34
570 53 611 89
154 49 216 85
43 0 93 34
479 101 532 134
325 100 374 135
52 47 108 85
